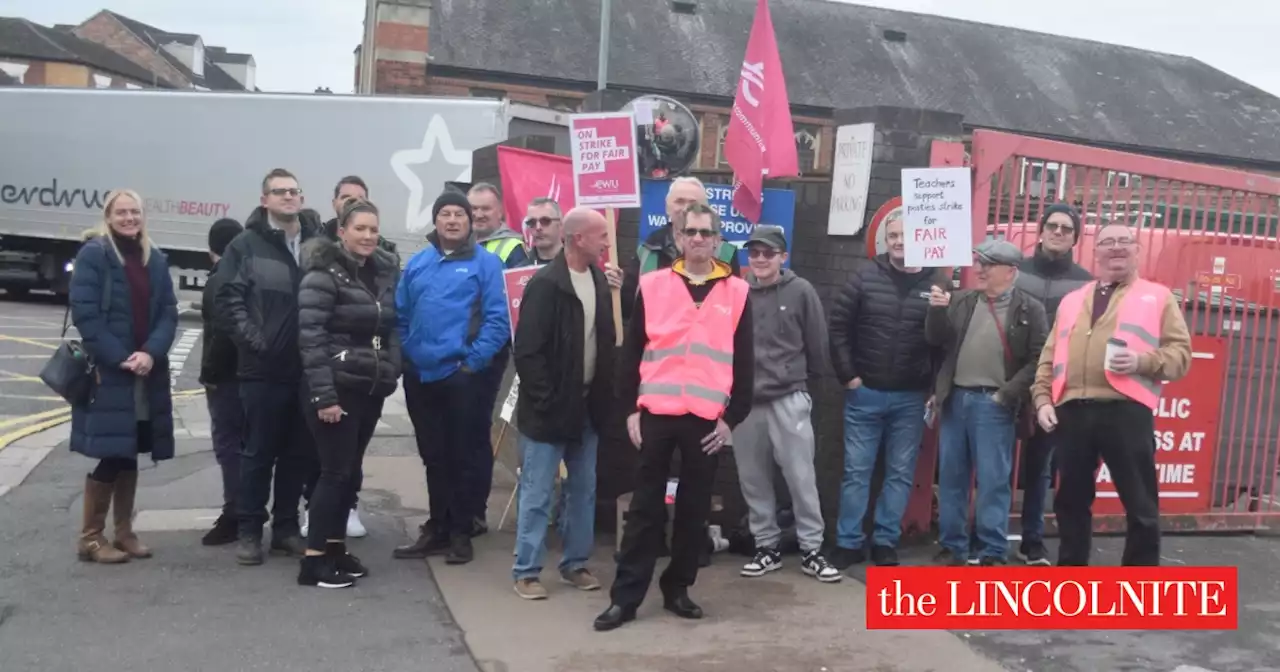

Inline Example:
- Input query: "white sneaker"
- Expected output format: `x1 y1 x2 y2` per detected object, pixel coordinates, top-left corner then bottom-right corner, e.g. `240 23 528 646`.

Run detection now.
741 548 783 577
300 509 309 537
347 507 367 538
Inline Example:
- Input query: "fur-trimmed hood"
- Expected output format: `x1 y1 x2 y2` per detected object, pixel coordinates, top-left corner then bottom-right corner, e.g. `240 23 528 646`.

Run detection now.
300 236 397 277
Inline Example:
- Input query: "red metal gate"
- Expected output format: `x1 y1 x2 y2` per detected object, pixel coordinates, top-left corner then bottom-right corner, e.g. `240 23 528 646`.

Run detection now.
970 129 1280 533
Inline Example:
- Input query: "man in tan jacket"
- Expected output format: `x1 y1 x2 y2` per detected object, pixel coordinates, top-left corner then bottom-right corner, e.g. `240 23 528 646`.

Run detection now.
1031 222 1191 566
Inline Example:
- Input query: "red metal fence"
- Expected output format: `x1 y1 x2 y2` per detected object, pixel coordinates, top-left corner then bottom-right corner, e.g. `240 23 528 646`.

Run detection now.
969 129 1280 533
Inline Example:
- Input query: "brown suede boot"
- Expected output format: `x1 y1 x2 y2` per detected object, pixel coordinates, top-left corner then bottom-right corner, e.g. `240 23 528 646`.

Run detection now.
112 471 152 559
78 476 129 564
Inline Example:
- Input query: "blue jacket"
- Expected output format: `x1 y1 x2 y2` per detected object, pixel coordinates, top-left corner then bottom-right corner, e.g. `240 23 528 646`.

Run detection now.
69 234 178 461
396 232 510 383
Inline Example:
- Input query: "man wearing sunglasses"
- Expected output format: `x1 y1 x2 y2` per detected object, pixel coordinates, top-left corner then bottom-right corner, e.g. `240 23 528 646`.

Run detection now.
620 177 740 321
1011 203 1093 566
597 203 754 631
925 240 1048 567
732 226 841 584
215 168 322 565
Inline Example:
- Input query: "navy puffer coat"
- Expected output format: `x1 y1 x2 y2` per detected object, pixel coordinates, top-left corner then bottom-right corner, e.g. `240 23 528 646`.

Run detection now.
68 233 178 461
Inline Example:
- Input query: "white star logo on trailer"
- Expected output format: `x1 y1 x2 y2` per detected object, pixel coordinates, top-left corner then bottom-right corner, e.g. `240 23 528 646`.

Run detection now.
390 115 473 234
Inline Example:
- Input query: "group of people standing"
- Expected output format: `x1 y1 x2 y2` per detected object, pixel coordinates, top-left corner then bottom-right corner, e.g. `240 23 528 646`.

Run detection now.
65 170 1189 618
823 203 1191 574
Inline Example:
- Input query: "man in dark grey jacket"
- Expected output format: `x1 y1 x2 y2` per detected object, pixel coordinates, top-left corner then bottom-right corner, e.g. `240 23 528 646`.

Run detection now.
1013 204 1092 565
731 227 841 584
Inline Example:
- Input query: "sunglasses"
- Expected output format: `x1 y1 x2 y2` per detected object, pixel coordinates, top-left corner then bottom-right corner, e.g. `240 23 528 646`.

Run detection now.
524 216 560 229
747 247 779 259
268 188 302 197
682 228 717 239
1044 222 1075 234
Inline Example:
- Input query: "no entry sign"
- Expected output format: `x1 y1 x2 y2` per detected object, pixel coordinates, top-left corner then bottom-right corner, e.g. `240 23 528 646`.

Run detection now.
569 112 641 209
1094 336 1226 515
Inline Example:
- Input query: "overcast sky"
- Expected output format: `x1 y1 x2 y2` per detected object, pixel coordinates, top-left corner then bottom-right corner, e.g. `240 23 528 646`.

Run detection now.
7 0 1278 97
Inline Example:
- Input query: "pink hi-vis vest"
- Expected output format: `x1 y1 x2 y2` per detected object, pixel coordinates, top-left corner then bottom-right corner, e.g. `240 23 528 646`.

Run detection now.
1050 278 1169 409
636 268 750 421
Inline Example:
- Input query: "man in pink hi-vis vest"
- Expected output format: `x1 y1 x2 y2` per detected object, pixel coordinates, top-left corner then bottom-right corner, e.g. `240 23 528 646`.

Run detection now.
1030 222 1192 567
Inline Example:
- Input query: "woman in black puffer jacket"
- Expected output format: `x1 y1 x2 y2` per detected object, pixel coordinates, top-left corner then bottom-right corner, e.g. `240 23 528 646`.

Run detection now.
296 199 402 589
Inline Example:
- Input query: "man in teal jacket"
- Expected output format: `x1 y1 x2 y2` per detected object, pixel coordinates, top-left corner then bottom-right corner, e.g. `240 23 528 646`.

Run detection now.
394 191 510 565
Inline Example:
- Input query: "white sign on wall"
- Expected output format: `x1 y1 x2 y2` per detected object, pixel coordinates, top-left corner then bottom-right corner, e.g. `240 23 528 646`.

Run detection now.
826 123 876 236
902 167 973 268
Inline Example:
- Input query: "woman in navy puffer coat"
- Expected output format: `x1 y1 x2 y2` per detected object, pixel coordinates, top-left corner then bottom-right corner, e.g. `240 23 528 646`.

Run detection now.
68 189 178 564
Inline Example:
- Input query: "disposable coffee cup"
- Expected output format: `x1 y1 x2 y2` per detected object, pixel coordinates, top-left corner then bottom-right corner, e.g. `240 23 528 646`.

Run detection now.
1105 337 1127 372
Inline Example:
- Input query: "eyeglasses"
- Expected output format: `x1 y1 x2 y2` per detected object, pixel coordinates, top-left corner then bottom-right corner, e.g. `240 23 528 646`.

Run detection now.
682 228 716 239
523 216 561 229
268 188 302 197
1096 237 1135 249
747 247 778 259
1044 222 1075 234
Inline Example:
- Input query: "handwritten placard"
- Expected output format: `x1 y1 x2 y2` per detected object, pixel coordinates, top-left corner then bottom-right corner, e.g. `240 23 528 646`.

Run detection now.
902 167 972 267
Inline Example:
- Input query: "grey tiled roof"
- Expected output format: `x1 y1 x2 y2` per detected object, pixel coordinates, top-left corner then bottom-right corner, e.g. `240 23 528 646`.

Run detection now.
103 11 249 91
428 0 1280 163
0 17 171 86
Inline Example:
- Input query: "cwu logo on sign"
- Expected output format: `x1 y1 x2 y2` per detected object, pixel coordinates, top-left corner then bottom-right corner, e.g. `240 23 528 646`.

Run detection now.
639 179 796 268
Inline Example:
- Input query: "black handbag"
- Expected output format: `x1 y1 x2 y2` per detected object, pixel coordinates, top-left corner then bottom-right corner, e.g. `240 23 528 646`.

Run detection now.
40 269 112 406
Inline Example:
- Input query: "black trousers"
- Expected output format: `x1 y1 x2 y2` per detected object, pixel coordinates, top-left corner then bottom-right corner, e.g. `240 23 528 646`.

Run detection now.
207 382 244 518
610 412 719 609
403 369 490 537
303 390 384 552
237 381 315 538
1053 399 1161 566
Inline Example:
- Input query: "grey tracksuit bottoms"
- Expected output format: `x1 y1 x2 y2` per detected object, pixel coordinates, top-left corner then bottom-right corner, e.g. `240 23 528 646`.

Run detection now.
731 390 825 552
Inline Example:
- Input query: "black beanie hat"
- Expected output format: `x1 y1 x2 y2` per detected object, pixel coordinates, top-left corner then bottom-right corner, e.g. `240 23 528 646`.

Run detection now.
208 218 243 257
431 190 473 227
1039 204 1081 243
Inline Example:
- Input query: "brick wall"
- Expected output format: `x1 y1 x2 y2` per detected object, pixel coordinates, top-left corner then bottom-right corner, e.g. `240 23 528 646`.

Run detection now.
73 13 187 88
376 59 427 94
375 21 427 52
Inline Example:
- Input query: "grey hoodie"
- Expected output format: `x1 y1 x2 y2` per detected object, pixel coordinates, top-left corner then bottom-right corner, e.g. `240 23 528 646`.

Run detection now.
746 268 831 402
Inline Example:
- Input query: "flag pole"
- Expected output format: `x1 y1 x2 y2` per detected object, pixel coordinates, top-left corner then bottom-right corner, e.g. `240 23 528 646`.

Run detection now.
596 0 612 91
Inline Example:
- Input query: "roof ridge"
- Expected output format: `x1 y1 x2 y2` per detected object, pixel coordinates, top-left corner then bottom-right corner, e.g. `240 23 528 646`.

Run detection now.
17 18 76 60
806 0 1197 63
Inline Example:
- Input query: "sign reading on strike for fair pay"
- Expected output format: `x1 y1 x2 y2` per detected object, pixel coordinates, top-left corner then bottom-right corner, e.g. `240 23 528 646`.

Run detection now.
569 112 641 209
901 167 973 268
1094 336 1226 515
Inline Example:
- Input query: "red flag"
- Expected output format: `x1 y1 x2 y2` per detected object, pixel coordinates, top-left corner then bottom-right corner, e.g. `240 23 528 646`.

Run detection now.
494 145 613 268
723 0 798 224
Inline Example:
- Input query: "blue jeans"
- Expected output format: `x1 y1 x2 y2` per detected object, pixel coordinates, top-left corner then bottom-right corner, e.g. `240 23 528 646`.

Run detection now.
938 388 1016 560
836 386 927 550
512 420 599 581
1020 428 1056 547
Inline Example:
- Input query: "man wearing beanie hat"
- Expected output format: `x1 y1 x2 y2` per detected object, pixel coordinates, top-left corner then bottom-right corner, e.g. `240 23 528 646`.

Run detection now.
395 189 510 565
1013 204 1093 566
200 217 244 546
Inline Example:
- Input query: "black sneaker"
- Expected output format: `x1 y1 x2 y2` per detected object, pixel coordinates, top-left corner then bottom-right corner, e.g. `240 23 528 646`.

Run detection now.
236 536 264 566
297 555 357 589
1017 543 1052 567
326 543 368 578
979 555 1007 567
828 546 866 571
741 548 783 577
932 549 967 566
270 533 307 557
800 550 842 583
201 515 238 547
870 545 899 567
445 534 473 565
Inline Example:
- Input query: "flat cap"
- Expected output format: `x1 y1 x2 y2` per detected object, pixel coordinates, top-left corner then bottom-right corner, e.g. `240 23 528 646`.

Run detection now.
974 239 1022 266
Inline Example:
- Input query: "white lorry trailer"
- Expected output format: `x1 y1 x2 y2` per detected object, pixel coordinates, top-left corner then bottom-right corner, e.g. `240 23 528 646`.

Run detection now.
0 88 567 299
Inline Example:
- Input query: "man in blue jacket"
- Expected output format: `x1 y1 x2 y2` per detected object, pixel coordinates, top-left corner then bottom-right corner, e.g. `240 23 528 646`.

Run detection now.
394 191 510 565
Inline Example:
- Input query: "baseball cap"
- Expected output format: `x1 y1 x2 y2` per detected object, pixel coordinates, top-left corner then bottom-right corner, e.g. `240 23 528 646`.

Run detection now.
745 225 787 252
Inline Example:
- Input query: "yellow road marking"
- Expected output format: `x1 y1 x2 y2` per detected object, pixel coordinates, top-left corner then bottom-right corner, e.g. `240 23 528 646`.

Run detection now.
0 316 64 328
0 407 72 430
0 335 58 350
0 394 67 402
0 412 71 450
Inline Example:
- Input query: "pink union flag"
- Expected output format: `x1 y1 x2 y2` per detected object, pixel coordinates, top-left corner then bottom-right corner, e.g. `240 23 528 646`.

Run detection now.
723 0 799 224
